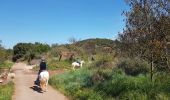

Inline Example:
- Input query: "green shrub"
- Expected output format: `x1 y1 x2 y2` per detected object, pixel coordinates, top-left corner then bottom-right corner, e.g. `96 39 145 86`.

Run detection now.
117 58 150 76
96 70 170 99
92 54 114 68
13 42 50 62
90 68 113 86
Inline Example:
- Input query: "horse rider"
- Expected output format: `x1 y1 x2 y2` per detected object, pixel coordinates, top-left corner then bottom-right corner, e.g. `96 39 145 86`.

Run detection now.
35 57 47 85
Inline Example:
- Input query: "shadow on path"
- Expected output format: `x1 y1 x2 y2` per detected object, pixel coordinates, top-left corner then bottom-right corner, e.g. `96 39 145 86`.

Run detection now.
30 85 43 93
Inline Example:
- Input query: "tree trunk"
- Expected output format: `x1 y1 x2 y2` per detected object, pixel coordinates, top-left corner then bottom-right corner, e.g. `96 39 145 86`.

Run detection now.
59 54 62 61
150 53 153 81
166 47 170 70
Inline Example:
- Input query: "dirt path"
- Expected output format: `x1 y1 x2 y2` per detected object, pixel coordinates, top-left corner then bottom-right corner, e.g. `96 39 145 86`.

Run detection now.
12 63 68 100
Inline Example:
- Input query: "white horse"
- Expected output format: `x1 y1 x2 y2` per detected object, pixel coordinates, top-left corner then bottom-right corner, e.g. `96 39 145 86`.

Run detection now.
39 71 49 92
72 61 85 70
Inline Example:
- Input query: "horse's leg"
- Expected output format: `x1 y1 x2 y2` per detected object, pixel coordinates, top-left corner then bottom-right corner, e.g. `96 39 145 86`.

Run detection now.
42 82 45 92
45 79 48 92
40 80 45 92
40 81 43 91
80 63 83 68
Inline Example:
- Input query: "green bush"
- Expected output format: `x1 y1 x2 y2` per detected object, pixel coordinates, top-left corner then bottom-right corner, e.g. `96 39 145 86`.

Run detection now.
92 54 114 68
96 70 170 100
13 42 50 62
117 58 150 76
90 68 113 86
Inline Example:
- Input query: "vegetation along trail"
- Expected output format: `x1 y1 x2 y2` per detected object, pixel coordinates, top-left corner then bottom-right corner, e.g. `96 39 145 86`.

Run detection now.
12 63 68 100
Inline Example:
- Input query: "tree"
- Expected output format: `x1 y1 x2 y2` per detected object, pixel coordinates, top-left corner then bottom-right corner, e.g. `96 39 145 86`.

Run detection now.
13 42 50 62
119 0 170 80
68 37 78 44
51 43 59 48
0 41 12 62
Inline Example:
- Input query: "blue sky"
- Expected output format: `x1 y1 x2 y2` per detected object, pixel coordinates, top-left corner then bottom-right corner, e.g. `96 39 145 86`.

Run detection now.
0 0 129 48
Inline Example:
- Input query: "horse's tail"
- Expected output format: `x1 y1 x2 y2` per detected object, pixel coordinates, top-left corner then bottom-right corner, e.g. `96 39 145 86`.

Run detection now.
40 76 47 81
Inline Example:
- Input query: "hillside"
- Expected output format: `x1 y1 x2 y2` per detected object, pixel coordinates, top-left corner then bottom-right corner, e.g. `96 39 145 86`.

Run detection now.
75 38 115 48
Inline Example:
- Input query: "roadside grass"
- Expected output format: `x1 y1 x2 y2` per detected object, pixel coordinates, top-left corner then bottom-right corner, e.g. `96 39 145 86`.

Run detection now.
0 81 14 100
33 59 72 71
0 61 14 73
47 56 170 99
49 67 103 100
47 59 72 70
49 66 170 100
0 60 13 69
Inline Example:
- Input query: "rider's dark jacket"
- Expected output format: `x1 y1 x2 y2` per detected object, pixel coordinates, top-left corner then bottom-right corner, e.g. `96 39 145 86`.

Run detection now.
40 61 47 71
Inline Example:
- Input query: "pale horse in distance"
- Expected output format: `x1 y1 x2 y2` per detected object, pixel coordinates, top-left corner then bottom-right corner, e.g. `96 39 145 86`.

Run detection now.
72 61 85 70
39 71 49 92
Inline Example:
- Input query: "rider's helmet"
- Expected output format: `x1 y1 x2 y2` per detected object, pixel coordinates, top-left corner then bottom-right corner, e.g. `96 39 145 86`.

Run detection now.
41 57 46 62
